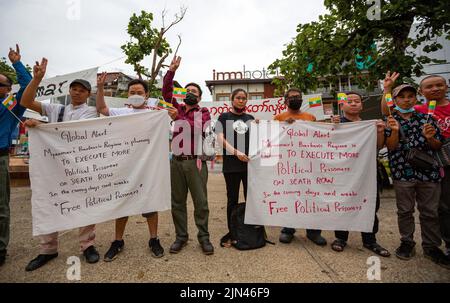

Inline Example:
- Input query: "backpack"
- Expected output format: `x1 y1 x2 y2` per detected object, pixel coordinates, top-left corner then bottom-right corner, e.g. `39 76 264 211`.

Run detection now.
229 203 273 250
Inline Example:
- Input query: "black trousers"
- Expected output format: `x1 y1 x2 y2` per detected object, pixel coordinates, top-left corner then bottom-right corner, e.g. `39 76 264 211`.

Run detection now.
223 172 248 233
440 166 450 248
334 190 381 245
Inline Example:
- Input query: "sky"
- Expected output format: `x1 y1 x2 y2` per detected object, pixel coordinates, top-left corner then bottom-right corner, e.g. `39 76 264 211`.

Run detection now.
0 0 327 101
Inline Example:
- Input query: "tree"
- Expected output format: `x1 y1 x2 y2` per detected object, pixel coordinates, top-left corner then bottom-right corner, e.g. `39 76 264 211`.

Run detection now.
0 57 32 84
121 8 186 96
270 0 450 93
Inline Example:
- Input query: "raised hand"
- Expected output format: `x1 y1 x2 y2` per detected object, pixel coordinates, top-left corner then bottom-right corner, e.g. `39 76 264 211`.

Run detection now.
383 71 400 92
97 72 107 88
169 56 182 72
8 44 21 63
33 58 48 81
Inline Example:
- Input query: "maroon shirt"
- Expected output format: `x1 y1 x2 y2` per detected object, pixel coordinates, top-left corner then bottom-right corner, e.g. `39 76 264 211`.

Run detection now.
163 70 211 156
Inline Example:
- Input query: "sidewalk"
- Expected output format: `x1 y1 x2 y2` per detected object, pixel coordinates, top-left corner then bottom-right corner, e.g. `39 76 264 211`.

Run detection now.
1 173 449 282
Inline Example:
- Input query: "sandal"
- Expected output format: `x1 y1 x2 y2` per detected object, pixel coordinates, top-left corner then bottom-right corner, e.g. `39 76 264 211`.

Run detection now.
363 243 391 257
331 239 347 252
220 233 232 248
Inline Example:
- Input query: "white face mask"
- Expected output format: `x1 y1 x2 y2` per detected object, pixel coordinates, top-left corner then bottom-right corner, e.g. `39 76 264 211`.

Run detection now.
127 95 146 108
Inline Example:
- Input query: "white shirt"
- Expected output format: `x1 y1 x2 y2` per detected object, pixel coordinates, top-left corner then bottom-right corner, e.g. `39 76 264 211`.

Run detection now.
41 103 98 122
108 107 152 116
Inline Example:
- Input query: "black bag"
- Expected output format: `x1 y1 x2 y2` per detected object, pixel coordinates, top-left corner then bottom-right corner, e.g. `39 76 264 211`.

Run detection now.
229 203 271 250
399 126 440 171
406 148 440 171
436 139 450 167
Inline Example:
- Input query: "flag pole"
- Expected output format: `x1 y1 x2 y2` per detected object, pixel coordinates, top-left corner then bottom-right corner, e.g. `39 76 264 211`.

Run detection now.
6 108 24 125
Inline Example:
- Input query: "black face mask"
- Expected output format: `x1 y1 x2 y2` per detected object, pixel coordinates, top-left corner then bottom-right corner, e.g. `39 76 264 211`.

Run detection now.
287 97 302 110
184 92 199 105
233 106 246 114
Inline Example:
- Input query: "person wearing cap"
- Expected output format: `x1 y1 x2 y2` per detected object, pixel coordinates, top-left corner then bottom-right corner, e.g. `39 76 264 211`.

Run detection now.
382 80 450 268
330 92 390 257
0 44 32 267
383 73 450 257
275 88 328 247
19 58 100 271
96 73 173 261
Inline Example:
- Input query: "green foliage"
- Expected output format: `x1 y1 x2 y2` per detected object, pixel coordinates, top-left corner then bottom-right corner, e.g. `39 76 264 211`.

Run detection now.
0 57 18 83
270 0 450 94
121 11 172 97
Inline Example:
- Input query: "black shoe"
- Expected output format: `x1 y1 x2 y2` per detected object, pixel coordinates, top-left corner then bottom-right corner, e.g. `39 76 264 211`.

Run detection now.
201 240 214 255
395 242 415 260
279 232 294 244
307 233 327 246
104 240 124 262
83 245 100 264
149 238 164 258
169 239 187 254
0 255 5 267
424 247 450 269
25 253 58 272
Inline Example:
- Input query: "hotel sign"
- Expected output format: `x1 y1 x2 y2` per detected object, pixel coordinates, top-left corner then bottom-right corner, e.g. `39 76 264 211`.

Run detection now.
212 65 279 81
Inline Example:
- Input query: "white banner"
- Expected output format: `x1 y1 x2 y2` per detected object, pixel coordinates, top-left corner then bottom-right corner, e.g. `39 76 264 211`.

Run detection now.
28 111 171 236
245 120 377 232
13 67 98 101
200 94 325 122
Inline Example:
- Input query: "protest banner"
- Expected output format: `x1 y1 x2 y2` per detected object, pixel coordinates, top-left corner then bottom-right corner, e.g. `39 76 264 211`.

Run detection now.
28 111 171 236
12 67 98 101
245 120 377 232
200 94 325 122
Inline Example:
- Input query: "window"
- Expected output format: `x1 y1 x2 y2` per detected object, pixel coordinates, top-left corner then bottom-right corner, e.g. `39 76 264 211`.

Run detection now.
216 94 230 102
249 94 263 100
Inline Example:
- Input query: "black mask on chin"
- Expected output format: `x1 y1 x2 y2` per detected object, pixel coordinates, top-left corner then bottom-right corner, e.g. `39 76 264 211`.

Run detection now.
184 92 199 105
287 97 302 110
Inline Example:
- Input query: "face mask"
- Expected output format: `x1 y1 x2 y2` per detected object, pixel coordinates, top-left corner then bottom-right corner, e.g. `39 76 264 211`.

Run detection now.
184 92 199 106
287 97 302 110
127 95 146 108
233 106 246 114
394 106 415 114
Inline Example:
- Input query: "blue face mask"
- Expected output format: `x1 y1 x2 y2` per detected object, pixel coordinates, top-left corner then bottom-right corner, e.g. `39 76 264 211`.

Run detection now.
394 106 415 114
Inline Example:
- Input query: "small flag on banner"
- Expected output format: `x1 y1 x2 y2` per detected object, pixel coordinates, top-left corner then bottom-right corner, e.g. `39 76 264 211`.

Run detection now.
385 93 394 107
173 87 187 99
308 96 322 108
428 100 437 116
337 93 348 105
158 99 173 109
1 94 17 111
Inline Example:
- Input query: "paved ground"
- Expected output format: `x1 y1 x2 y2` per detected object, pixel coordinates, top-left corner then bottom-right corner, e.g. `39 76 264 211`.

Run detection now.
1 172 449 283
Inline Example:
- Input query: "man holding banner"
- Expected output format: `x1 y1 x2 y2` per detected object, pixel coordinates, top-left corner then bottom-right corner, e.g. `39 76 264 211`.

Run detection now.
275 88 327 247
96 74 168 261
0 44 32 267
330 92 390 257
20 58 101 271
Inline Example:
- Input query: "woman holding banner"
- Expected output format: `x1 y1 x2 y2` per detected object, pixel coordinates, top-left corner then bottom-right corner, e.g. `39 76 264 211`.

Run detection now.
215 89 255 247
